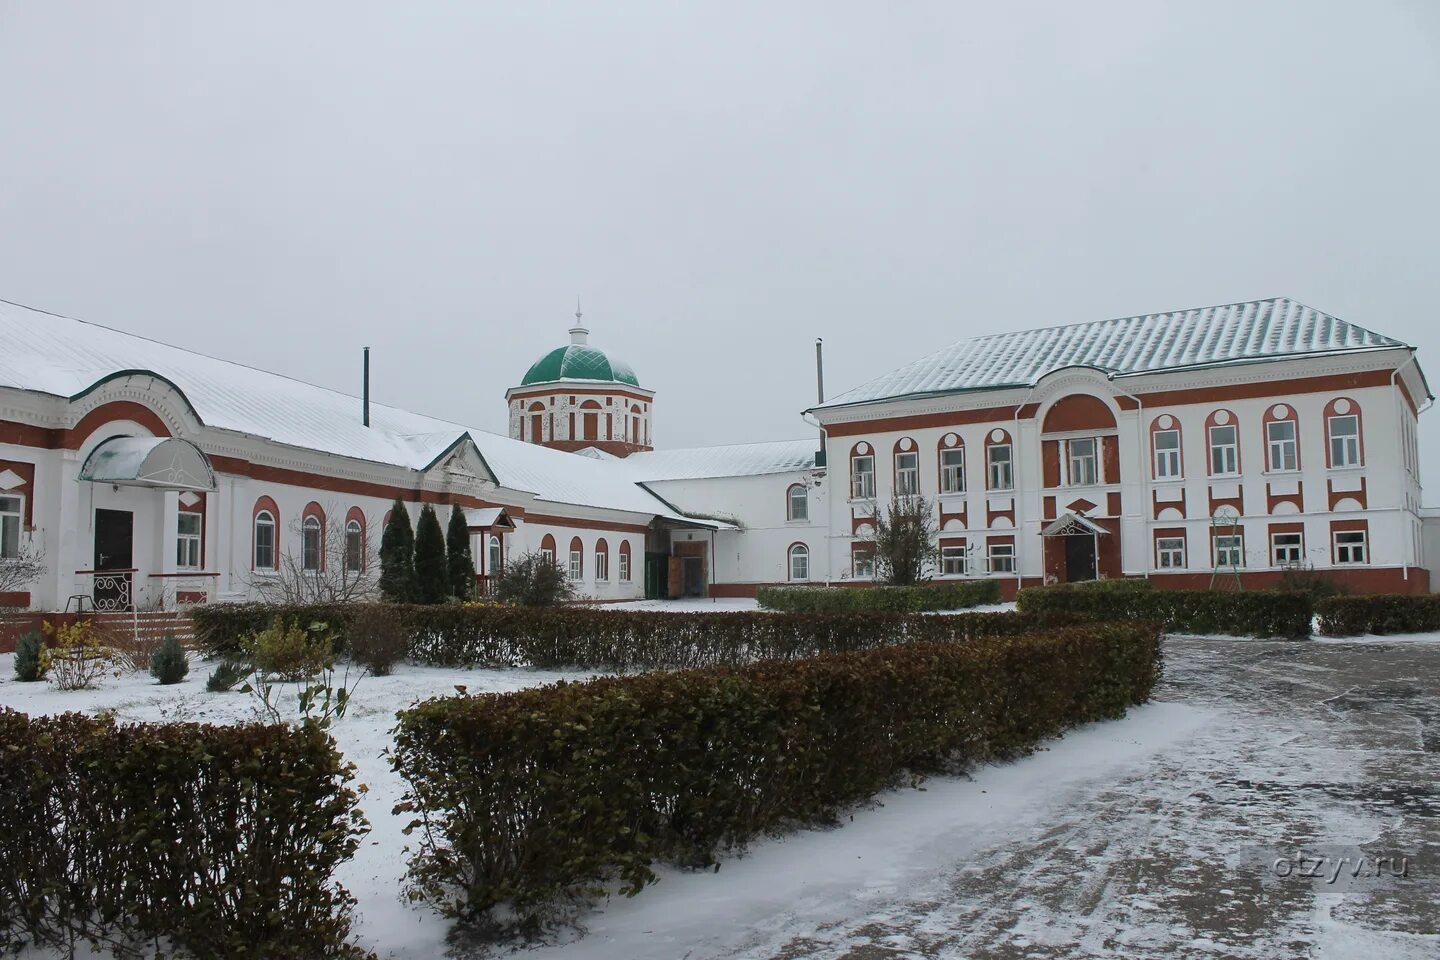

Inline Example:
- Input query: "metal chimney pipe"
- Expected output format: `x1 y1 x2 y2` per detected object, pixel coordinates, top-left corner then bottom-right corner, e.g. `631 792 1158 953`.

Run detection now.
815 337 825 404
362 347 371 427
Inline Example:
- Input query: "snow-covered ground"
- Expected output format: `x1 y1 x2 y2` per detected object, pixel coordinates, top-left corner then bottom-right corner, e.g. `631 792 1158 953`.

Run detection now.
5 629 1439 959
602 597 1018 615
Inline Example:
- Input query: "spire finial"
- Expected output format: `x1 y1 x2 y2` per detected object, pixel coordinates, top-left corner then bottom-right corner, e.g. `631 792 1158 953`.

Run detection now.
569 297 589 346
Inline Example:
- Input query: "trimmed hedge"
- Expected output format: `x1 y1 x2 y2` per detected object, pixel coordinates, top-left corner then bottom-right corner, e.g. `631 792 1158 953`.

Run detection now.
1016 584 1312 638
391 622 1161 932
0 710 369 958
756 580 1002 613
1315 594 1440 636
192 601 1078 670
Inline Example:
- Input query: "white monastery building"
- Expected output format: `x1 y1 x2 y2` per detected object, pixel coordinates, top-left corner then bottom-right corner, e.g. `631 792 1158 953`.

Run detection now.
0 295 1432 615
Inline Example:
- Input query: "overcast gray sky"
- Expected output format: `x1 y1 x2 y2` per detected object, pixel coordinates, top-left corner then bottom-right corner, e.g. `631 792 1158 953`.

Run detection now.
2 2 1438 496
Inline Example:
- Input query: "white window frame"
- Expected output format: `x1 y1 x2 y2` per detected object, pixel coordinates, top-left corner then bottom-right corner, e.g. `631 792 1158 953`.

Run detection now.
789 544 810 581
1266 419 1298 472
1334 530 1368 565
618 548 631 582
568 548 583 581
987 541 1015 574
1156 536 1186 569
1067 438 1098 486
1153 429 1181 479
895 451 920 496
489 536 503 576
176 510 202 570
1 493 24 561
1271 532 1303 567
940 447 966 494
541 546 556 567
1328 415 1361 468
941 543 967 576
1209 424 1239 476
987 444 1014 491
851 455 875 500
344 519 364 572
254 510 277 571
852 546 875 580
1215 534 1245 568
595 546 609 582
302 515 323 572
787 484 809 522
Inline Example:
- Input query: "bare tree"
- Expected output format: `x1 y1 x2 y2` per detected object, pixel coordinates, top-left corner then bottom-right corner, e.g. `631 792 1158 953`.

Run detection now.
245 506 379 604
0 536 46 613
863 492 939 586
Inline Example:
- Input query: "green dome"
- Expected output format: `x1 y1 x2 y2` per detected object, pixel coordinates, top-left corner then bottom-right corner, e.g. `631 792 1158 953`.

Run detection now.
521 326 640 387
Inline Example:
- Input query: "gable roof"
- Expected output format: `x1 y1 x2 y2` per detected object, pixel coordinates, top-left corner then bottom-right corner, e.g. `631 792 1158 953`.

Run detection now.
812 297 1419 411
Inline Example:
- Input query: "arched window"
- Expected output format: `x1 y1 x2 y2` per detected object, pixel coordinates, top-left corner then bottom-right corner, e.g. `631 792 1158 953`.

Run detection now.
619 540 633 582
595 538 610 581
540 533 557 566
788 543 810 581
488 535 503 576
252 497 280 571
344 520 363 572
1263 403 1299 472
580 400 602 442
568 536 584 581
302 516 323 572
893 438 919 496
630 405 642 444
1325 398 1363 468
938 434 965 494
786 483 809 522
527 402 545 443
1206 410 1240 476
849 442 876 500
1151 415 1182 480
985 429 1014 491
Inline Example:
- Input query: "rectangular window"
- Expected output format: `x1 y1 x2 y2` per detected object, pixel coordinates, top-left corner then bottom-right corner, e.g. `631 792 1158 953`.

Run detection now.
176 511 202 569
1067 438 1098 486
1156 536 1186 569
0 494 22 561
1329 415 1360 467
1271 532 1303 567
895 452 920 496
1215 534 1245 568
1154 430 1181 479
852 546 875 579
1209 425 1238 475
595 550 609 581
541 547 556 567
1267 419 1297 471
987 541 1015 574
987 444 1013 490
851 455 875 499
619 551 631 582
940 448 966 494
568 550 582 581
1334 530 1368 565
941 543 967 576
788 485 809 521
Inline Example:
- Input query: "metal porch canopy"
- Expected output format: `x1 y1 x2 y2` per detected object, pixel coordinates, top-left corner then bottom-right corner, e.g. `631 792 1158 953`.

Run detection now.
78 436 216 491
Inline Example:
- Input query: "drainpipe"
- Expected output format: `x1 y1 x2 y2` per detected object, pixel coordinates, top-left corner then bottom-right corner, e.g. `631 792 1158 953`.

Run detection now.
1013 385 1038 595
1109 378 1147 581
801 408 834 586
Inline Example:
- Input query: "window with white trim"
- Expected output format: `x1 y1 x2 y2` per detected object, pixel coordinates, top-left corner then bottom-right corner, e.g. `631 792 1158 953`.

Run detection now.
568 547 583 581
302 516 323 572
1271 532 1303 567
1156 537 1186 569
895 451 920 496
1 494 24 561
941 543 967 576
851 455 875 499
254 510 276 571
1067 438 1098 486
1334 530 1368 565
595 547 609 582
1266 419 1298 471
940 447 966 494
852 546 875 579
987 541 1015 573
618 548 631 582
1329 415 1360 467
489 536 503 576
1209 424 1238 475
789 543 810 581
987 444 1013 490
344 519 363 572
787 484 809 522
1153 430 1181 479
1215 534 1245 568
176 511 202 569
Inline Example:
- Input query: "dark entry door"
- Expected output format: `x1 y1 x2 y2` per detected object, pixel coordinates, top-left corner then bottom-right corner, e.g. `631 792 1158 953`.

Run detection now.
93 508 134 610
682 557 705 597
1064 535 1096 582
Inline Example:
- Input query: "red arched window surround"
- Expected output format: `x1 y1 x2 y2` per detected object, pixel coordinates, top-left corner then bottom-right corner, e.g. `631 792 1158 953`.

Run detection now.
1262 403 1300 472
1323 397 1364 468
344 506 367 572
1204 409 1241 477
849 442 876 500
540 533 558 565
252 496 280 571
618 540 633 582
893 438 919 496
568 536 584 579
301 501 327 572
595 537 610 581
1149 415 1183 481
937 433 965 495
984 429 1014 491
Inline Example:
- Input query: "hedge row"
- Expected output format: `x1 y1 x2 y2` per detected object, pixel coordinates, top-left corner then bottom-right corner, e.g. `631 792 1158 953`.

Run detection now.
391 622 1162 933
1016 584 1312 638
1316 594 1440 636
756 580 1002 613
193 601 1078 670
0 711 368 958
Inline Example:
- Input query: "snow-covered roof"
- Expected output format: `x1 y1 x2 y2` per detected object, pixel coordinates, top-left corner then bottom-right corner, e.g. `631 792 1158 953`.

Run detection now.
624 438 821 481
0 298 693 520
813 297 1419 411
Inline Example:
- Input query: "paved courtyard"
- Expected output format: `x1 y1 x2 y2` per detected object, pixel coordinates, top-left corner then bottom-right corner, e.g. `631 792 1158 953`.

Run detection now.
539 634 1440 960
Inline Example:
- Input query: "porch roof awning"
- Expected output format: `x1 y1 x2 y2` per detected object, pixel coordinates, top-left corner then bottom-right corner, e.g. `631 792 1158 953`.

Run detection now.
79 436 217 492
1041 512 1109 537
464 506 516 530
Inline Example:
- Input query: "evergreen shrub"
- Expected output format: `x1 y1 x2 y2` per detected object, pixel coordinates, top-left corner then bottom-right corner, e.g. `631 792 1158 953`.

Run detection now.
1016 584 1311 638
1315 594 1440 636
148 634 190 685
13 629 44 682
757 580 1001 613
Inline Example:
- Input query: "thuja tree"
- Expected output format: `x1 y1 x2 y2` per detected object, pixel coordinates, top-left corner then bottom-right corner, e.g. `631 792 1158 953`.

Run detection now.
413 504 449 605
868 492 939 586
445 505 476 601
378 497 418 603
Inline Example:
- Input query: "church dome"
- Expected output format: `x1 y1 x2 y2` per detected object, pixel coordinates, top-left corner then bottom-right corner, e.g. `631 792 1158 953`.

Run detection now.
520 319 640 387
